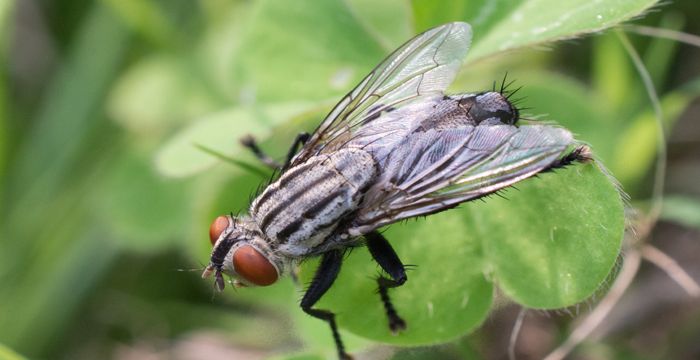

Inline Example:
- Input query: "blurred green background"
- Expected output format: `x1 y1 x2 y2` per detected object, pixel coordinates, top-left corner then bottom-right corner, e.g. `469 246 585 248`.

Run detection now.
1 0 700 359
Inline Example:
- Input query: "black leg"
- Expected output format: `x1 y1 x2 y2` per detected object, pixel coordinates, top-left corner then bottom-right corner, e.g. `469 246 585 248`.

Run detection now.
281 132 310 171
365 231 407 334
541 145 592 173
300 249 351 360
240 132 309 171
240 135 280 169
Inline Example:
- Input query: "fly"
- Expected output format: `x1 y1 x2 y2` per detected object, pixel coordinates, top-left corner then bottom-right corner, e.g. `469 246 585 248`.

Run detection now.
202 22 590 360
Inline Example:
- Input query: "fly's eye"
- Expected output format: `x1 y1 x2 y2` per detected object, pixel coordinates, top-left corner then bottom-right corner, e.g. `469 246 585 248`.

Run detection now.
233 245 278 286
209 215 229 246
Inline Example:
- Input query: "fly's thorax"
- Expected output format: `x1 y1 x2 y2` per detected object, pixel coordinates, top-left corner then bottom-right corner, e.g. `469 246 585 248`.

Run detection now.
203 215 288 290
454 91 519 125
250 148 378 257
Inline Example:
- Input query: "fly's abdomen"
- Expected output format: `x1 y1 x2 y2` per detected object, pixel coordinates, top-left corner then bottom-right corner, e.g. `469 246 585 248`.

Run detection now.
250 148 377 256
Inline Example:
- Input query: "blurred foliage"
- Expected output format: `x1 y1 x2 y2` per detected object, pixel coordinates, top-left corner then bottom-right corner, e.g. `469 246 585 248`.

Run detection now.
661 195 700 229
1 0 699 359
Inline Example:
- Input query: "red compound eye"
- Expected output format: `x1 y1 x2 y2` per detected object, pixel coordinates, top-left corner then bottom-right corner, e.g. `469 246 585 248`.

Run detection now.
233 245 278 286
208 215 229 246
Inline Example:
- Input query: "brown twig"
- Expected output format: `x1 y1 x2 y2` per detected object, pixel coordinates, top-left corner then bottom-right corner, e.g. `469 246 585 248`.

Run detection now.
543 248 642 360
508 308 527 360
641 244 700 297
624 24 700 48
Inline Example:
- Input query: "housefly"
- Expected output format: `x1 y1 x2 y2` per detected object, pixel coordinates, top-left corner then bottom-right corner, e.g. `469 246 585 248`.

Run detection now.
202 22 590 359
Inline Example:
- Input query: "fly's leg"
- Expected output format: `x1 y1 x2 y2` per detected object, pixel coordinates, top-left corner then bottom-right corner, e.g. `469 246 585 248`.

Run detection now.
240 132 309 171
240 135 280 169
541 145 592 173
365 231 407 334
281 132 310 171
300 249 352 360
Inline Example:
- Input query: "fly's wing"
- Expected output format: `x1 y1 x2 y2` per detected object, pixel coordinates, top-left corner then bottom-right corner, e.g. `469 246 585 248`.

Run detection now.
350 125 576 234
289 22 472 167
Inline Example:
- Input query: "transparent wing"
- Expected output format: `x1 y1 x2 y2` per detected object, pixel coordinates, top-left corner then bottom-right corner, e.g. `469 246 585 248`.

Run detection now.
350 125 576 233
290 22 472 167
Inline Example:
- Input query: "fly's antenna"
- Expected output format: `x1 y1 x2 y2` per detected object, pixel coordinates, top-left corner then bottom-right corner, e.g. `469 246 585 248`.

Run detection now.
176 260 208 273
176 266 207 272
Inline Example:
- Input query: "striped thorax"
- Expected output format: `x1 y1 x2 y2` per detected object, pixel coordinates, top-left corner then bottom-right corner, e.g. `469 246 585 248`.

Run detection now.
203 148 378 288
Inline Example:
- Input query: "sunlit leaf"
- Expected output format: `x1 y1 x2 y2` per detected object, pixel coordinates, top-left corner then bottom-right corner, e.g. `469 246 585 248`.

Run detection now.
481 163 624 307
344 0 413 50
233 0 385 101
0 343 28 360
465 0 659 62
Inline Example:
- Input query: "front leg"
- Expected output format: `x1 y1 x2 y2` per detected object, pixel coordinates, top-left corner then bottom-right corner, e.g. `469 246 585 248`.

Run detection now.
240 132 309 171
365 231 408 334
281 132 310 171
300 249 352 360
240 135 281 169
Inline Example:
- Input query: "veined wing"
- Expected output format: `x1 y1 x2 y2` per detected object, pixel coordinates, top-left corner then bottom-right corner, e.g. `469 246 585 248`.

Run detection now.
350 125 577 234
289 22 472 167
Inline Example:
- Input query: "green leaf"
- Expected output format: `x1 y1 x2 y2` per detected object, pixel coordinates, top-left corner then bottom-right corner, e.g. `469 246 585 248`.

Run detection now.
412 0 521 37
344 0 413 50
481 162 624 307
466 0 659 62
233 0 385 102
237 0 657 104
301 211 494 346
0 343 28 360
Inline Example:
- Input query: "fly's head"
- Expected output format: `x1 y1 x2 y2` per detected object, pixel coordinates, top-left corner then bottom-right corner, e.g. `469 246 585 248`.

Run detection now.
202 215 282 291
458 91 519 126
